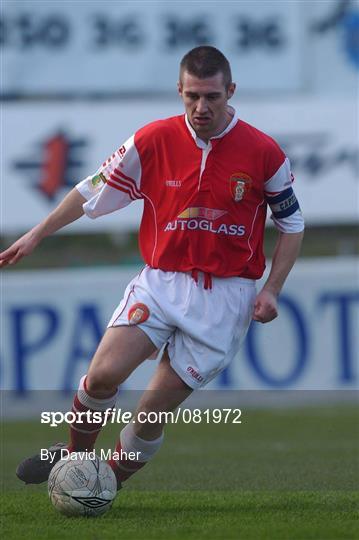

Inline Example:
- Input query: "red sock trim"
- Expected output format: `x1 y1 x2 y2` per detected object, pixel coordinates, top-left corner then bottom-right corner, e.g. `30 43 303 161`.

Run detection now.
108 442 146 482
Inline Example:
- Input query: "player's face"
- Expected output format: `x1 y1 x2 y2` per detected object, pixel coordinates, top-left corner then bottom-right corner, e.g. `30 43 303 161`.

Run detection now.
178 71 236 142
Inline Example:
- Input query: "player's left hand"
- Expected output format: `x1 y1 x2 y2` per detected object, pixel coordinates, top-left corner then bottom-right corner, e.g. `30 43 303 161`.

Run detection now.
252 289 278 323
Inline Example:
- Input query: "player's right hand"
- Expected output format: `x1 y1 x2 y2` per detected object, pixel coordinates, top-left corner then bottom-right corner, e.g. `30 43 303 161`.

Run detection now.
0 230 40 268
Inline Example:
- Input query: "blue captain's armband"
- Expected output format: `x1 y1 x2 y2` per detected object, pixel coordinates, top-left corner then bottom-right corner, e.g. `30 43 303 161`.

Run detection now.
267 187 300 219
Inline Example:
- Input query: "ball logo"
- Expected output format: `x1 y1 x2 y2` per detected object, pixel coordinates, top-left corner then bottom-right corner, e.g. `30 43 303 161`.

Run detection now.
229 173 252 202
72 496 111 509
128 303 150 325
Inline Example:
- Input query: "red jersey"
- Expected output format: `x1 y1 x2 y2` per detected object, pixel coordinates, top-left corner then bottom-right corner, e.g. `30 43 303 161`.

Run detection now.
77 112 304 280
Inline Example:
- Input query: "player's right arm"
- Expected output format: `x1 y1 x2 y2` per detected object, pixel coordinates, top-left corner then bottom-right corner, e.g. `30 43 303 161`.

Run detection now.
0 188 86 267
1 133 144 268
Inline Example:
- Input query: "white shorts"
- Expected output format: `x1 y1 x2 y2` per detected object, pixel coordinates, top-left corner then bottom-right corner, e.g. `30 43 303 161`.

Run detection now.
108 266 256 389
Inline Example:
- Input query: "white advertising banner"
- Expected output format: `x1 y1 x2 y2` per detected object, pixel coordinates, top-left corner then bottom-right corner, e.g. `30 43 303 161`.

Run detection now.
2 0 302 94
308 0 359 96
1 259 358 392
2 98 358 234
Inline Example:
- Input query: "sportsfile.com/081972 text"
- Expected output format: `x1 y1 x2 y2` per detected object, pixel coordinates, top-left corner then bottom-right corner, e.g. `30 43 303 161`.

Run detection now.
40 408 243 427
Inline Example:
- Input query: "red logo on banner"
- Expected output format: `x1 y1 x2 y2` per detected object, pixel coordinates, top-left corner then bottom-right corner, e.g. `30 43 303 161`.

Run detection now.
15 131 86 200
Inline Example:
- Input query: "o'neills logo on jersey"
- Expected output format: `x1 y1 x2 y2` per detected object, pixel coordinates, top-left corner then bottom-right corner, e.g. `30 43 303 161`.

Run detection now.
187 366 204 383
164 207 246 236
166 179 182 187
230 173 252 202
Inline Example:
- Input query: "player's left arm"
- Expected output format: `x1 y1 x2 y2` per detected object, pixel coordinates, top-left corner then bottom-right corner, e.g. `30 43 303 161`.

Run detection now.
253 153 305 323
253 230 303 323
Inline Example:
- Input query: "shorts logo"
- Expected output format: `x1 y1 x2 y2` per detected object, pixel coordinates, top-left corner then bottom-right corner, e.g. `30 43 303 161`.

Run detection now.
128 303 150 325
187 366 204 383
230 173 252 202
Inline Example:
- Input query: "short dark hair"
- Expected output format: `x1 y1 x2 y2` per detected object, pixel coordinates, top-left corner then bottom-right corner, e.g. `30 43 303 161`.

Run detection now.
180 46 232 89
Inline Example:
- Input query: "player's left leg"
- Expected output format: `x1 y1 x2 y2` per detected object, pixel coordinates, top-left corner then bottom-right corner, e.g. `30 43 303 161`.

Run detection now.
108 348 192 485
16 326 157 485
107 273 257 487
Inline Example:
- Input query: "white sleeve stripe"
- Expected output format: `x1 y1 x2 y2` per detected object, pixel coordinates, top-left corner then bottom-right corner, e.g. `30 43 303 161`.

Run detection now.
271 209 305 233
76 133 143 218
264 157 293 194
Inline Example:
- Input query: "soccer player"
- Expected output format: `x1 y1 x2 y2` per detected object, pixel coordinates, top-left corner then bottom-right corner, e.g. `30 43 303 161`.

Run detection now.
0 46 304 488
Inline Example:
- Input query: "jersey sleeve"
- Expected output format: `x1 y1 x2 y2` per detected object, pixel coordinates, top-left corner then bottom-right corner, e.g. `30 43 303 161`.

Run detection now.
264 155 305 233
75 135 142 219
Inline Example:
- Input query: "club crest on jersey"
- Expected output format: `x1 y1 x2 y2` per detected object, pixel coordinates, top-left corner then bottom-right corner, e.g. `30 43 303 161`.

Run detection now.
229 173 252 202
128 303 150 325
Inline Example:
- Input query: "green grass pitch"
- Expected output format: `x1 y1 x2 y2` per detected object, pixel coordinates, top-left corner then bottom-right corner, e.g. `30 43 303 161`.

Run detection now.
1 405 358 539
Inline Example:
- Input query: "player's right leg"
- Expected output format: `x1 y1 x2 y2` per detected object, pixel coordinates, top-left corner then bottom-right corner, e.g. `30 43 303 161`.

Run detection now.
16 325 157 485
108 348 193 486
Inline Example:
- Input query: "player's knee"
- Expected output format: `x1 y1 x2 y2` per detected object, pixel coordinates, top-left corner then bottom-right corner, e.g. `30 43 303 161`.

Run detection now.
86 370 117 397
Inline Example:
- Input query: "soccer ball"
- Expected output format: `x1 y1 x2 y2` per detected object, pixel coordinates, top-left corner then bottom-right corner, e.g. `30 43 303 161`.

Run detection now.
48 455 117 517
